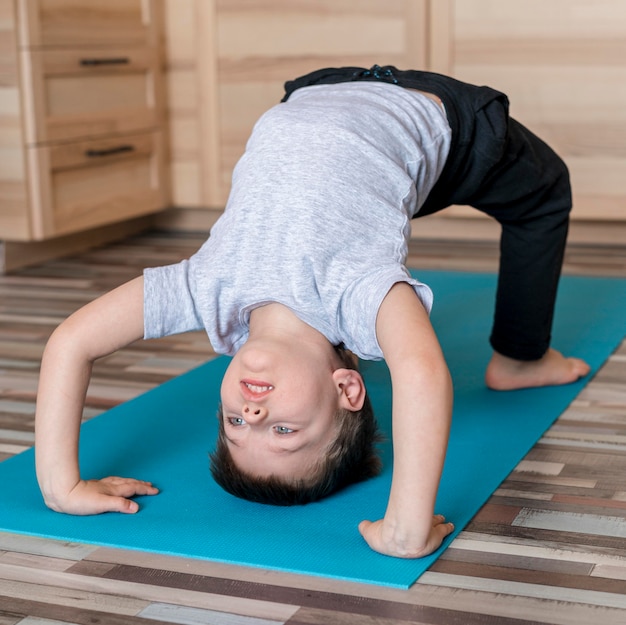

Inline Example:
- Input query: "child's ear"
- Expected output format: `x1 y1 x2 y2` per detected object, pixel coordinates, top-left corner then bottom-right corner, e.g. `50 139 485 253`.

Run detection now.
332 368 366 411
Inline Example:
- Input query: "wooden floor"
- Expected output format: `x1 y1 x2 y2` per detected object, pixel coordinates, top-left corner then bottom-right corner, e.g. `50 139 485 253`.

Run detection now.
1 229 625 624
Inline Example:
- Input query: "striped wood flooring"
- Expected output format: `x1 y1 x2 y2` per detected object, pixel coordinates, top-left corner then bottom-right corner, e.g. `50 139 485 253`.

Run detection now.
1 229 625 624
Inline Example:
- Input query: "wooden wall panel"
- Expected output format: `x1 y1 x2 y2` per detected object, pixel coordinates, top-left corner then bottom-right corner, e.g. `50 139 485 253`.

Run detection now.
163 0 428 209
163 0 626 227
162 0 203 207
214 0 427 206
431 0 626 221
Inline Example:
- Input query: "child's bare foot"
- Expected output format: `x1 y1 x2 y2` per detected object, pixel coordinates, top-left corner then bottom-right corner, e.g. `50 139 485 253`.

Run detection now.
485 348 591 391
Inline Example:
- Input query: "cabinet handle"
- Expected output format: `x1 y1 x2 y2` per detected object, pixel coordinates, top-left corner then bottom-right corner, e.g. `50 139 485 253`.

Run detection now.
85 145 135 158
79 57 130 67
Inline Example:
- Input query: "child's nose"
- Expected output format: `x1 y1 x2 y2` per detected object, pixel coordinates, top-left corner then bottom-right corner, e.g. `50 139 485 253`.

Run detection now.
243 403 267 423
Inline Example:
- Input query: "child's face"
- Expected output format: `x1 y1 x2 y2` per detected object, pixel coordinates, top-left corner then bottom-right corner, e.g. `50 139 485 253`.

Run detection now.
220 340 342 481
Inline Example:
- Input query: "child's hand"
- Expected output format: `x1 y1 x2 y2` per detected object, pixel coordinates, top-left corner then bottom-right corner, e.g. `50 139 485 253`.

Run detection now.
44 477 159 515
358 514 454 559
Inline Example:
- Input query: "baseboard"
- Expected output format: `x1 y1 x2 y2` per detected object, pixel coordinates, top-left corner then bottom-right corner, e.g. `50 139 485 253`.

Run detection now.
154 206 221 232
409 216 626 246
0 215 157 273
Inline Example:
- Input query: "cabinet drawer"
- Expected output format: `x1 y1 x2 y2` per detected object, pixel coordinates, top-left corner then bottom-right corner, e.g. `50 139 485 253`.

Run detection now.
27 130 166 238
17 0 156 48
21 46 160 144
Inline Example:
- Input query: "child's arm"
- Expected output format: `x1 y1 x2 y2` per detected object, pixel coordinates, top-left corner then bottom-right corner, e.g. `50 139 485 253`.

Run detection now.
359 281 454 558
35 276 159 515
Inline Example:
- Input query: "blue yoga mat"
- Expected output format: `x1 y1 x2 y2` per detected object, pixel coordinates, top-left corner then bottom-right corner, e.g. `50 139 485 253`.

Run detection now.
0 271 624 588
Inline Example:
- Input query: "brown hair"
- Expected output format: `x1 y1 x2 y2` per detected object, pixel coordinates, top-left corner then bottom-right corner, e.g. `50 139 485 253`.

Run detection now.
209 346 383 505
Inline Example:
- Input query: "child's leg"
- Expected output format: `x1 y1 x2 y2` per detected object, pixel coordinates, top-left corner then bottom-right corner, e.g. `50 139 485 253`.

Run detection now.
467 118 590 388
476 118 570 360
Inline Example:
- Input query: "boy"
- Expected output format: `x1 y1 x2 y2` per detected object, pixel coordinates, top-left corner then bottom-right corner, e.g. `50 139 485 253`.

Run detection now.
35 66 590 560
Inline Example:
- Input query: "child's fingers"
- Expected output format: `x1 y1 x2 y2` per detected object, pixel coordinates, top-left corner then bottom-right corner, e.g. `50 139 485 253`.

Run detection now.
66 478 160 515
357 520 382 553
357 520 380 547
439 520 455 537
97 476 160 498
94 495 140 515
433 514 454 532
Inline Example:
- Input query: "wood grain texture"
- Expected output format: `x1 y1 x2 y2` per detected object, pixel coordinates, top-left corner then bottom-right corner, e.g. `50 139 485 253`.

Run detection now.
0 229 625 624
163 0 428 208
1 0 167 245
432 0 626 222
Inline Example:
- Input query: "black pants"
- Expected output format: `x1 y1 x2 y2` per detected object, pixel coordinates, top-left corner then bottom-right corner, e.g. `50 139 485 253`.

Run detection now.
283 66 572 361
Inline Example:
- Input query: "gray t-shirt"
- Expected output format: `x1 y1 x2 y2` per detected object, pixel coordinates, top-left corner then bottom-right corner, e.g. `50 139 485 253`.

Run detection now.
144 82 451 360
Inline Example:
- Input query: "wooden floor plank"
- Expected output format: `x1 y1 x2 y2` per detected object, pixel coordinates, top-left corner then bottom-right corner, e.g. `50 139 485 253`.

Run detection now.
512 509 626 537
419 571 626 609
0 595 168 625
0 534 97 562
0 579 149 616
0 562 299 622
138 602 286 625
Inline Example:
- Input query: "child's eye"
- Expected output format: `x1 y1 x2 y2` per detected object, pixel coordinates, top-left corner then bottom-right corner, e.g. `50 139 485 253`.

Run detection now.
227 416 246 427
274 425 294 435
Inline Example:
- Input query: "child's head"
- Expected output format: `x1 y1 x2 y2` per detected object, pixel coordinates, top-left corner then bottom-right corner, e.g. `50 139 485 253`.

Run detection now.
210 344 382 505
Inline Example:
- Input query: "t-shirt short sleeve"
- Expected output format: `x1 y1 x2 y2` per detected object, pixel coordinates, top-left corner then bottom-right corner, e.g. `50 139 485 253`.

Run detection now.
338 265 433 360
143 260 204 339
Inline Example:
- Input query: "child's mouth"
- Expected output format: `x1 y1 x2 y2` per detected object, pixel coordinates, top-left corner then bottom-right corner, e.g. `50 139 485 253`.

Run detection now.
241 380 274 397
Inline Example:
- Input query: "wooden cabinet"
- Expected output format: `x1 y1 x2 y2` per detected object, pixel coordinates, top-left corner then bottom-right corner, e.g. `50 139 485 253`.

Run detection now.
0 0 168 241
18 0 152 47
164 0 429 209
430 0 626 222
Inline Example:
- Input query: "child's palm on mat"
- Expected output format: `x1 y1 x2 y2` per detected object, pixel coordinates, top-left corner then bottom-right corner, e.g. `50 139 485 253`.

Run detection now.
47 477 159 515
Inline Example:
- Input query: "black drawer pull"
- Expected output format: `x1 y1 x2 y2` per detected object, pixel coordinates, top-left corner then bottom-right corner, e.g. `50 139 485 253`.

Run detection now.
79 57 130 67
85 145 135 158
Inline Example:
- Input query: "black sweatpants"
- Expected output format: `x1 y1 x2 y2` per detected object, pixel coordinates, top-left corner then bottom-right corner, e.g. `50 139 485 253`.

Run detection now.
283 66 572 361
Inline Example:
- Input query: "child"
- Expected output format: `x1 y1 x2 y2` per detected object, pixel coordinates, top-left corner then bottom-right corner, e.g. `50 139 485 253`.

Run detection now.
35 66 590 560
